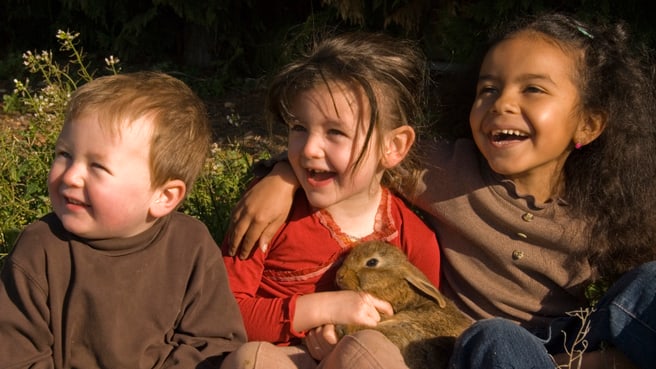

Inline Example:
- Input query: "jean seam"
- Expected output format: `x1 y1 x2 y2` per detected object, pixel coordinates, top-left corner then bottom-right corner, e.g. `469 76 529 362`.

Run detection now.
612 301 656 334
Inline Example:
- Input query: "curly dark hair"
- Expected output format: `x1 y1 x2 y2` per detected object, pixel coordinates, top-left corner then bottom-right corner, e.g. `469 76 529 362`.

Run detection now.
265 31 429 194
495 13 656 282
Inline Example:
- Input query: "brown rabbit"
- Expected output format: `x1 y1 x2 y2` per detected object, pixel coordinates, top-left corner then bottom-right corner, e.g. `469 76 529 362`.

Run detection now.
335 240 472 369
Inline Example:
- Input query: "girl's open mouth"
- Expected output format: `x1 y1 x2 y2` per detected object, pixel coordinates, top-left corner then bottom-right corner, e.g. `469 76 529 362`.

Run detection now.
306 169 336 186
491 129 529 143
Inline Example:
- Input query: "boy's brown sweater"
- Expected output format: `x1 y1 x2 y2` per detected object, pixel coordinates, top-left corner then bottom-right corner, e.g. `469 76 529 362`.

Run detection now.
0 212 247 368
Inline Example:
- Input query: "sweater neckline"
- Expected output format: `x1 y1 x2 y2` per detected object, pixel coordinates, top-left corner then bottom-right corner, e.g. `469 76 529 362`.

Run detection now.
75 215 169 255
481 160 569 211
315 187 398 249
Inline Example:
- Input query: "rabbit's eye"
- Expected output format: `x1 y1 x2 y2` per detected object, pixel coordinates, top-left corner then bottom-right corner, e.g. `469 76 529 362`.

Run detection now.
365 258 379 267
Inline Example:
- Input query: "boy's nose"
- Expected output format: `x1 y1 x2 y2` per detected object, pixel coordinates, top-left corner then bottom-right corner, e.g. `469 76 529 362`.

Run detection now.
60 163 85 187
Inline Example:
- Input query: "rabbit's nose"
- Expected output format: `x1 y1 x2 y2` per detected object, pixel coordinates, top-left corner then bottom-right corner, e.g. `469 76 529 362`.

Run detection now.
335 271 345 286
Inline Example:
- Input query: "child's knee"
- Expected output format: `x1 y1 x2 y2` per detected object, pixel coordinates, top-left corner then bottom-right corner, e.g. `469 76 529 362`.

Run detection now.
221 341 267 369
221 342 317 369
319 329 406 369
453 318 540 356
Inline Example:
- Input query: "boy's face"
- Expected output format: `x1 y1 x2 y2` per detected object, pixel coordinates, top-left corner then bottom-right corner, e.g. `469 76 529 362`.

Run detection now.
48 112 159 239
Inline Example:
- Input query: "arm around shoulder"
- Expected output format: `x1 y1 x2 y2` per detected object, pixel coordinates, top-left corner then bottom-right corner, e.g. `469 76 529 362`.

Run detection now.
227 159 299 259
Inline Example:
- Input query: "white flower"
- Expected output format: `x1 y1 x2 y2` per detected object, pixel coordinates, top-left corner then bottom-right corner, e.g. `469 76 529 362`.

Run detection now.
104 55 120 66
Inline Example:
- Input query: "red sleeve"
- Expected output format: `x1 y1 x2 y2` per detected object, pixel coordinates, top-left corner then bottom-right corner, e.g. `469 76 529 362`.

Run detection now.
221 244 303 344
391 196 441 288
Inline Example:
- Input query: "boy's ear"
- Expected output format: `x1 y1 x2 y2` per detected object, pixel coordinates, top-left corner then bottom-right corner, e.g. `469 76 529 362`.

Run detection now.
149 179 186 218
575 111 606 147
381 125 415 169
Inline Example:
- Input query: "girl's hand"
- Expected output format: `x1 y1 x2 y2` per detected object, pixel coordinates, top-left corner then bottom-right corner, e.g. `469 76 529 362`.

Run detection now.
340 291 394 326
294 291 394 333
305 324 338 360
302 293 394 360
227 161 298 259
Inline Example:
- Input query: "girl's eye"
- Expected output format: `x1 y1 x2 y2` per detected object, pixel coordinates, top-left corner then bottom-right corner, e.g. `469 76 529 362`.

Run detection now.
327 128 347 137
477 85 497 96
289 124 306 132
524 85 545 94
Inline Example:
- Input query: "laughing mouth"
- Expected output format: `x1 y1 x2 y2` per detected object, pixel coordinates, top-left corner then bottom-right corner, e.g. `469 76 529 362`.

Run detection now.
307 168 335 182
491 129 529 142
65 196 90 207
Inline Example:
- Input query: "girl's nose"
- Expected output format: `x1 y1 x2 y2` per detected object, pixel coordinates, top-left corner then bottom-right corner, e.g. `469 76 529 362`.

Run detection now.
491 90 519 114
302 133 324 158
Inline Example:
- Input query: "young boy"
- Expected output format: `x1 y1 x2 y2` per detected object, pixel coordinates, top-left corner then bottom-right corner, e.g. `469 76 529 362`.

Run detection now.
0 72 247 368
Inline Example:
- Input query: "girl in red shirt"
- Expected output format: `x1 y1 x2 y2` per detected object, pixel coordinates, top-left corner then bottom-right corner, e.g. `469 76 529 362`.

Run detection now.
221 32 440 369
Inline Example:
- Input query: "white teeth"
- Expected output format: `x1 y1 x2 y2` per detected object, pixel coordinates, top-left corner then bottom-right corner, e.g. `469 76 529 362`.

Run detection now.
66 197 85 206
494 129 527 137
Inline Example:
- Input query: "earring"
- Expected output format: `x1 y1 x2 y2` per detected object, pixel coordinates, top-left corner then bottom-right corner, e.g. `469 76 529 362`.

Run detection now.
575 142 583 149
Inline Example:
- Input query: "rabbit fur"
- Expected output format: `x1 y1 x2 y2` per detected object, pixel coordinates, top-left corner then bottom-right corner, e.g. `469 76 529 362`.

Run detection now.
335 240 472 369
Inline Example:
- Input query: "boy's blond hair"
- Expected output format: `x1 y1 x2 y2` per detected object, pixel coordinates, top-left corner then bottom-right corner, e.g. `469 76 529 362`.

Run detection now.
64 71 211 193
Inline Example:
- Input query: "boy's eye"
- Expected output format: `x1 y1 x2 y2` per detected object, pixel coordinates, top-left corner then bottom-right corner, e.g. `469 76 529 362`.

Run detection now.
91 162 111 174
54 150 71 160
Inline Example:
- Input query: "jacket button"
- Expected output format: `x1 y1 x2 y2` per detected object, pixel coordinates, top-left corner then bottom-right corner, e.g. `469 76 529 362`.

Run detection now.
522 212 534 222
512 250 524 260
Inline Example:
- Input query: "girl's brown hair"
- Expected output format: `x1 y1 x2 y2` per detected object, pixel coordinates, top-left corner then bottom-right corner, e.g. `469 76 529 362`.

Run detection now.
266 32 429 193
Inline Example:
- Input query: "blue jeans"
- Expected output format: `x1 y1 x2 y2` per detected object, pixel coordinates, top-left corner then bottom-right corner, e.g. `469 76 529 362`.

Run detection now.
448 261 656 369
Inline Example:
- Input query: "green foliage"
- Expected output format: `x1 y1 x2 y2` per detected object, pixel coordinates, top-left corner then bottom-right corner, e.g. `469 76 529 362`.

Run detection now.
0 115 55 252
585 279 611 307
182 143 270 244
2 93 22 114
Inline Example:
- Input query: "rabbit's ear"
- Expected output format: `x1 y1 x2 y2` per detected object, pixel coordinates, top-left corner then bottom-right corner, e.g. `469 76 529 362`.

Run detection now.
405 273 447 308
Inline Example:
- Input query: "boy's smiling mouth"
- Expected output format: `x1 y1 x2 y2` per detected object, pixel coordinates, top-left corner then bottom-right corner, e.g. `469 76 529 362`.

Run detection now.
64 196 90 208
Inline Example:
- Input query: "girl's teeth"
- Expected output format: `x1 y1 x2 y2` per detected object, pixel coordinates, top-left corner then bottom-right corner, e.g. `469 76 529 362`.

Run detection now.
498 129 525 136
